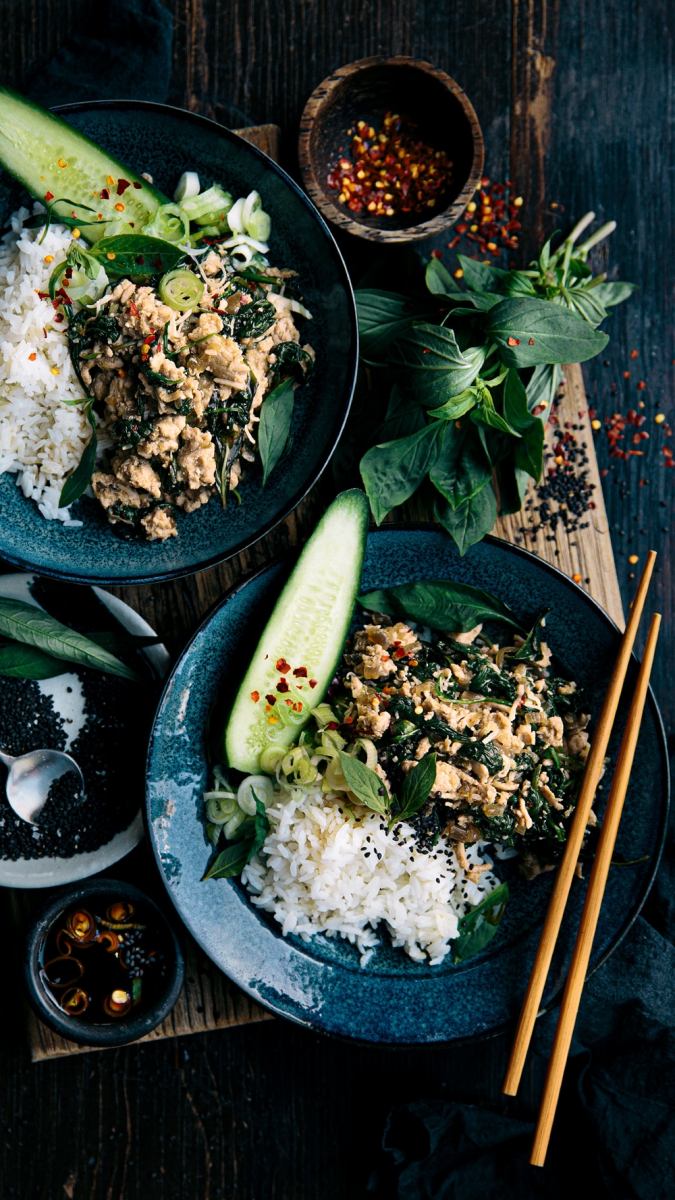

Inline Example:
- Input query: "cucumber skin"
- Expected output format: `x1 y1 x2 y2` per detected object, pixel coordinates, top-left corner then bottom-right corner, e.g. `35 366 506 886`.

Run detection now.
0 87 168 226
224 490 370 774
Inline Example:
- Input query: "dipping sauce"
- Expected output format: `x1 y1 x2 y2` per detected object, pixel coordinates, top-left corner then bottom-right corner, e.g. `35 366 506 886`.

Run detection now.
39 897 170 1023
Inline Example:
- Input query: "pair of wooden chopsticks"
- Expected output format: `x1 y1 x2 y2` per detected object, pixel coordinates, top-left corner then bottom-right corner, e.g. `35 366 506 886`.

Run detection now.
502 550 659 1167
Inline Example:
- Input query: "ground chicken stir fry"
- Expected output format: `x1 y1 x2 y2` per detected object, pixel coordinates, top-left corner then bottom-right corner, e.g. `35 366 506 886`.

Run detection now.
281 612 594 878
69 251 313 539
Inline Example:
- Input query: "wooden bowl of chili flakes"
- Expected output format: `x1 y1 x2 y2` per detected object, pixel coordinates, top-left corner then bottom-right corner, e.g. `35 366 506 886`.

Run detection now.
298 56 484 244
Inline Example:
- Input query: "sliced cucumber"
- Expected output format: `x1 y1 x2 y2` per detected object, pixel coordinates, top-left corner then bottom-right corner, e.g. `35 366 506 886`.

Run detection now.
0 87 168 236
225 490 370 774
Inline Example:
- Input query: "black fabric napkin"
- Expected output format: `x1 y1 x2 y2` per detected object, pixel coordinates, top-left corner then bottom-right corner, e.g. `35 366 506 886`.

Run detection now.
374 820 675 1200
27 0 174 108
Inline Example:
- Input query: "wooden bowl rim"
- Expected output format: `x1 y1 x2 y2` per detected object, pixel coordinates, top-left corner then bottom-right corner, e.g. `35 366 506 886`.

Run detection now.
298 55 485 244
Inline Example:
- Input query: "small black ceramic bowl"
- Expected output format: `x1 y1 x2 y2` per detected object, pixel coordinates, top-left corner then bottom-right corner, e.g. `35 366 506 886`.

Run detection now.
22 878 184 1047
298 55 484 243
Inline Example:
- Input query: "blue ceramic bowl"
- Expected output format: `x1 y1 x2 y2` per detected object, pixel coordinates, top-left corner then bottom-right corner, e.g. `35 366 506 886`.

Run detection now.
0 101 357 585
146 528 669 1044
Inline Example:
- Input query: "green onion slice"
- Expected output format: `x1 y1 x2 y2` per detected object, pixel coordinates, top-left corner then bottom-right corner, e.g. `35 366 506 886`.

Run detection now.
143 203 190 244
158 268 205 311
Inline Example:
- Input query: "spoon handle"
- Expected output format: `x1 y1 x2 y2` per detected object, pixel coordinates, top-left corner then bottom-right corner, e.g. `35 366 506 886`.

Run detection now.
0 750 15 767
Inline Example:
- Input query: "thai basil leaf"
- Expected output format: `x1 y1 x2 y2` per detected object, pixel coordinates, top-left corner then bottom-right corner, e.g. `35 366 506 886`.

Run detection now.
259 377 294 486
447 290 504 312
510 607 551 661
355 289 435 360
485 297 609 366
271 341 313 386
394 753 438 824
337 752 389 814
457 255 509 294
495 456 530 515
456 737 503 774
555 286 608 327
425 387 479 423
526 362 562 416
89 234 182 278
388 324 487 408
202 839 253 880
425 258 463 296
0 598 140 682
358 579 522 633
471 391 520 438
453 882 509 963
502 270 538 298
378 384 426 441
247 794 270 862
590 281 638 308
233 299 277 339
503 368 544 480
430 419 492 509
0 643 69 680
434 483 497 556
59 406 97 508
360 422 444 524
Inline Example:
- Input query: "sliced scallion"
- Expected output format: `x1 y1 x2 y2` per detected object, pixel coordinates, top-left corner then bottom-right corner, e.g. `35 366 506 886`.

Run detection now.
173 171 201 203
158 268 205 311
142 203 190 244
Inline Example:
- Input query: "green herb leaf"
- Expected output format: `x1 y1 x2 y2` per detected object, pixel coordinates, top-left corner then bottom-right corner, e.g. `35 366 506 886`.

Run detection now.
358 579 522 633
510 607 551 661
59 407 97 508
471 391 520 438
425 387 479 423
495 455 530 515
259 377 295 486
377 384 426 441
430 420 492 510
355 289 435 360
89 234 183 278
502 368 544 480
360 422 444 524
453 882 509 963
388 324 487 408
394 753 438 824
485 297 609 366
0 643 69 679
247 793 270 862
526 362 561 419
590 281 638 308
337 752 389 815
425 258 463 297
457 255 509 294
434 484 497 556
0 598 141 682
202 839 253 880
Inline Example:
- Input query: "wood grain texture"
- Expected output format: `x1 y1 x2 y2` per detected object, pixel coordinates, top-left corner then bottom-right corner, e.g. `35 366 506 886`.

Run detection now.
0 2 670 1198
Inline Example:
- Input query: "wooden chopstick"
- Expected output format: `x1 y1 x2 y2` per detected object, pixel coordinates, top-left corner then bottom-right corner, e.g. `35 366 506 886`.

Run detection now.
502 549 657 1097
530 611 661 1166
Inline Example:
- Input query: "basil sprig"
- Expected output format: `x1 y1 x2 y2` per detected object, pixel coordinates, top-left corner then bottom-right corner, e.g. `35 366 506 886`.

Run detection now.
202 793 270 880
352 214 635 554
358 578 523 634
0 597 142 682
452 882 510 963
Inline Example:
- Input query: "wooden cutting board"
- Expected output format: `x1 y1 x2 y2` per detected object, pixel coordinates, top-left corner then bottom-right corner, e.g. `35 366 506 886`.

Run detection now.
17 125 623 1061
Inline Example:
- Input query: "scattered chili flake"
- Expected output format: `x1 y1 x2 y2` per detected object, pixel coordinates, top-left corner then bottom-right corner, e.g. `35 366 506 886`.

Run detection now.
277 679 290 693
106 175 115 186
572 573 582 583
57 158 67 168
114 202 125 213
430 248 443 259
117 179 130 195
637 381 646 390
267 715 279 724
326 111 453 218
128 301 139 318
28 352 36 361
250 691 260 703
309 679 318 688
106 252 116 261
630 349 639 358
393 648 406 659
44 191 54 202
276 658 291 673
507 337 521 346
293 667 308 678
326 721 338 731
100 188 110 200
623 371 631 379
133 181 142 189
265 694 276 705
628 554 639 564
528 338 535 345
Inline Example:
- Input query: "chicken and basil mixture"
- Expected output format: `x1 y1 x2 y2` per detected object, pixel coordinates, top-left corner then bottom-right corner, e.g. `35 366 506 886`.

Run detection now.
277 612 592 878
72 251 313 540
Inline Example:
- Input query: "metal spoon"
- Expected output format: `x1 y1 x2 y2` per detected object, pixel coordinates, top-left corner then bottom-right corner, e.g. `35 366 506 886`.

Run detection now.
0 748 85 825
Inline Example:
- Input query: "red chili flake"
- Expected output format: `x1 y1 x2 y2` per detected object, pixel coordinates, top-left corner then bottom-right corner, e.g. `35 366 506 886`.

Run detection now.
250 691 260 703
430 249 443 260
507 337 521 346
133 181 142 189
326 722 338 731
455 223 468 234
532 403 545 416
276 658 291 673
116 179 130 195
265 694 276 705
293 667 308 678
528 338 535 345
422 348 431 354
293 702 304 712
43 328 47 338
637 381 647 390
53 313 63 323
135 255 145 265
638 477 648 486
600 468 609 477
344 715 354 724
44 191 54 202
630 349 639 358
100 188 110 200
277 679 290 693
153 256 164 270
309 679 318 689
129 301 139 318
623 371 631 379
408 658 419 667
65 267 73 279
588 407 597 419
447 236 461 249
393 648 407 659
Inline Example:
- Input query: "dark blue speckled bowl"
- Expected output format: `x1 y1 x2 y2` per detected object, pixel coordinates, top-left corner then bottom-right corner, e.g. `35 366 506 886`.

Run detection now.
0 102 357 585
146 528 669 1044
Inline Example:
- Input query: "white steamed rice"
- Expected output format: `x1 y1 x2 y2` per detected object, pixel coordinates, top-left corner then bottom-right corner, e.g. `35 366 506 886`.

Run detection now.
0 206 92 525
242 783 499 966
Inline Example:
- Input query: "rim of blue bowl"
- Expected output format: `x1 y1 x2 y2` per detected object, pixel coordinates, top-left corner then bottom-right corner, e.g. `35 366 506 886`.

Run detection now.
145 525 670 1044
22 877 185 1047
0 99 358 587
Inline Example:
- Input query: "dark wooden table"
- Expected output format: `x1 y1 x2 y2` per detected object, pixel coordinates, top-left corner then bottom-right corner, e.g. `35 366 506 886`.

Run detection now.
1 3 673 1197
